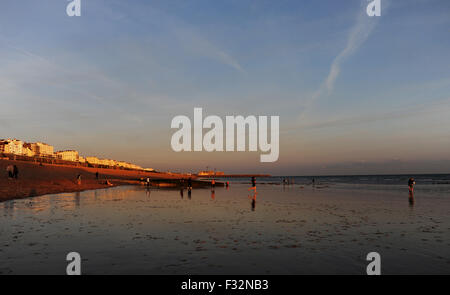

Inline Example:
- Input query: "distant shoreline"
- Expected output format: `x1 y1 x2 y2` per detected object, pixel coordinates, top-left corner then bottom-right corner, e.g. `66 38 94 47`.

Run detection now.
0 159 195 202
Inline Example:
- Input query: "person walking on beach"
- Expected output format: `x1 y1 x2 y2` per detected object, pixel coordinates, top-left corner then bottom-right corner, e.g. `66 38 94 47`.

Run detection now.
146 177 150 187
76 174 82 185
211 179 216 189
249 176 256 192
95 172 99 180
408 177 416 193
187 177 193 199
13 165 18 179
187 177 192 191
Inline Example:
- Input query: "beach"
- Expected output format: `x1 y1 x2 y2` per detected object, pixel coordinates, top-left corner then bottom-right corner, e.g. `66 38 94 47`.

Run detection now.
0 160 193 202
1 178 449 275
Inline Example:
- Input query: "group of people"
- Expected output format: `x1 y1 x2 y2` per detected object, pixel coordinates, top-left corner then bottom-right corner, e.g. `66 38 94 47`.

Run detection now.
6 164 19 179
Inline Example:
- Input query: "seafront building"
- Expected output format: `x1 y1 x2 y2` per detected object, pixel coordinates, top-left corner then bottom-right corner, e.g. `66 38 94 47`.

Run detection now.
56 150 79 162
1 137 153 172
0 139 24 155
24 142 54 157
23 147 35 157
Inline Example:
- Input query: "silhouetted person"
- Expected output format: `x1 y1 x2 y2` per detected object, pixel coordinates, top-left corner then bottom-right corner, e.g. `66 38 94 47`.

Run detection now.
408 177 415 193
76 174 82 185
95 172 99 180
6 165 13 178
187 177 192 191
226 181 230 190
146 177 150 187
13 165 18 179
312 178 315 186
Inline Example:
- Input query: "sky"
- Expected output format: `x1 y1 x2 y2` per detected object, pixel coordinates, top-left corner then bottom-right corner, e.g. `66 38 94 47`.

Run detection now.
1 0 450 175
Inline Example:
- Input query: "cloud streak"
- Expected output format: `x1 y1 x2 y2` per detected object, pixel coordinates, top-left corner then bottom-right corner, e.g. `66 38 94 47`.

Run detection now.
299 2 381 119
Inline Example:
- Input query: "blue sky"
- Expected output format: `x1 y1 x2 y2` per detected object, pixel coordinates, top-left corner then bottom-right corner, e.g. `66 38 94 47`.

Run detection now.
1 0 450 175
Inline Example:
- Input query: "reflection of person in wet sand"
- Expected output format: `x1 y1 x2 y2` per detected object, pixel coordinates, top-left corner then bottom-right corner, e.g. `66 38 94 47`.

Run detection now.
409 191 415 206
211 190 215 200
249 191 257 211
188 189 191 200
226 181 230 190
180 188 184 199
74 192 80 207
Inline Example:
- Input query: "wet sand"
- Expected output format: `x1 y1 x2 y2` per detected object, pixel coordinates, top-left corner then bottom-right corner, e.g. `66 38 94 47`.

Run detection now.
0 183 449 274
0 160 192 202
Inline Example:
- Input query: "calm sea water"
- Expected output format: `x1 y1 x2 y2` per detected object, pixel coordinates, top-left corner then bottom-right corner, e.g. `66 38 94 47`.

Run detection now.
217 174 450 195
1 176 449 274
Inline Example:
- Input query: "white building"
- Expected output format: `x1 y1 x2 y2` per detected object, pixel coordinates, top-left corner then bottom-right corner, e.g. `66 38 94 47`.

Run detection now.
0 139 24 155
56 150 79 162
24 142 54 157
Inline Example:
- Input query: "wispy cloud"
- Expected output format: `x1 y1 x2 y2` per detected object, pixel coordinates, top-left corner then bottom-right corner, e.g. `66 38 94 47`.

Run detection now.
109 1 245 74
299 2 382 119
172 25 246 73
